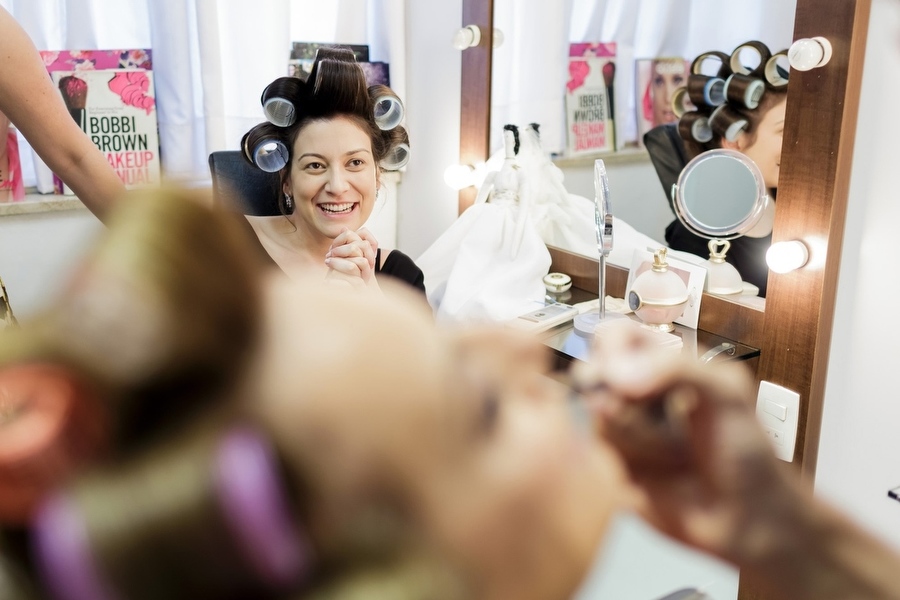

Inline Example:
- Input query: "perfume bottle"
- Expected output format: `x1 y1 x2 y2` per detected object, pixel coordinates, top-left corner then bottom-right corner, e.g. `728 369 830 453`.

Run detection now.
628 248 689 333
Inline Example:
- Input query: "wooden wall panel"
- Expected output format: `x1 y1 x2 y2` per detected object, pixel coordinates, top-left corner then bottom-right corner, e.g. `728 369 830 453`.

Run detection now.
458 0 494 213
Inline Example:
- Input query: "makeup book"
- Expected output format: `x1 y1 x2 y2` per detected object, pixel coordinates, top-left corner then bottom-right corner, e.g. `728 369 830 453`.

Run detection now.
565 42 617 156
38 50 155 195
51 69 161 191
635 57 690 148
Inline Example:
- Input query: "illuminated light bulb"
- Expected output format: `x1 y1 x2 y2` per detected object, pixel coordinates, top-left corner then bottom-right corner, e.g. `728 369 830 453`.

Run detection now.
443 164 474 190
766 240 810 273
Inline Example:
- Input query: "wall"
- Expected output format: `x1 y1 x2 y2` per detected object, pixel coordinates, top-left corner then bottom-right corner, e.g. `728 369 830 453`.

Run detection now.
0 206 102 318
397 0 464 258
814 0 900 547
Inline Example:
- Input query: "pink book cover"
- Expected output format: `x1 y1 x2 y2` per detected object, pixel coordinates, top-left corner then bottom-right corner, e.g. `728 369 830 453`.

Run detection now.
565 43 617 155
38 50 154 194
52 69 161 191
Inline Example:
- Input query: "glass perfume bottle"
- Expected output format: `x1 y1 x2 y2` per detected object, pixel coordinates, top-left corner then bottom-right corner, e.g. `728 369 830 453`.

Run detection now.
628 248 689 333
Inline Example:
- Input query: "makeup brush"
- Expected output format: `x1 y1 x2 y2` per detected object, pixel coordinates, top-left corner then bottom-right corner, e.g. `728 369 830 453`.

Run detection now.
602 61 616 146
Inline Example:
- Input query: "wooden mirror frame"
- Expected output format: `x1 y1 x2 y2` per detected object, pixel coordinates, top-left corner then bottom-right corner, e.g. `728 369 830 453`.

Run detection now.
459 1 871 598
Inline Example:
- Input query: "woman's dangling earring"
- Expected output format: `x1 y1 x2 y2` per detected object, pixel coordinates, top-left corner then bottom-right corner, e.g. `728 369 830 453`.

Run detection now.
283 192 294 215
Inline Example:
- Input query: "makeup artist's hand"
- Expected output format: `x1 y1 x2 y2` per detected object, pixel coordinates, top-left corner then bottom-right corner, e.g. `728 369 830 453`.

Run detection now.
573 329 900 599
324 227 380 291
570 331 797 565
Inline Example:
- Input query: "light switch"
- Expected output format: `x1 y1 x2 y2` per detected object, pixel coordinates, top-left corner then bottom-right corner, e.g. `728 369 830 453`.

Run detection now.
756 381 800 462
764 399 787 421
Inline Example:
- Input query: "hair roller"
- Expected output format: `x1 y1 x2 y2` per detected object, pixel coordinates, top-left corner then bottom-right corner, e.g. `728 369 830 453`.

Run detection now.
678 111 713 143
686 74 726 109
243 134 289 173
31 494 117 600
379 142 410 170
765 50 790 87
690 50 731 79
729 41 772 78
709 104 749 142
670 86 693 118
372 95 404 131
31 424 312 600
0 362 108 526
260 77 304 127
214 426 312 587
724 74 767 110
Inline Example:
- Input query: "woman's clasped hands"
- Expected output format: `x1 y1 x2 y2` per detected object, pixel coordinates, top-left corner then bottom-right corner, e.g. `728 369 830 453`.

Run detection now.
324 227 380 291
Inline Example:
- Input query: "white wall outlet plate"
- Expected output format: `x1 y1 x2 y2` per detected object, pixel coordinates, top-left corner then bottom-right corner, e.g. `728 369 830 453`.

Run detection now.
755 380 801 462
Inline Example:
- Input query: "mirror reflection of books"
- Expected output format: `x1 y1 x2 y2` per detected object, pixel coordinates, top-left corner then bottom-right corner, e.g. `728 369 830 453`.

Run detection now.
635 57 691 147
288 42 389 87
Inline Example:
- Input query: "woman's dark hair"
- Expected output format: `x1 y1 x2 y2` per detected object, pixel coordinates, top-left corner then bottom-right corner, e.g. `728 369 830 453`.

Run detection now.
241 46 409 206
678 41 788 159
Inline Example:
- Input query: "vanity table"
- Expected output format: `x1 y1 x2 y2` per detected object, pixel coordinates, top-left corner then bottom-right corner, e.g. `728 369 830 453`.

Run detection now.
537 284 760 370
543 245 763 373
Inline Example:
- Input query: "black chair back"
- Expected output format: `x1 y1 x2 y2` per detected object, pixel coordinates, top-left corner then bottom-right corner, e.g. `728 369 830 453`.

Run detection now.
208 151 282 216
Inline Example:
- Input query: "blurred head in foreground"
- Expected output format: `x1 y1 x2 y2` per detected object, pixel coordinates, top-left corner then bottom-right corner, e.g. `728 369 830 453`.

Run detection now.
0 188 625 600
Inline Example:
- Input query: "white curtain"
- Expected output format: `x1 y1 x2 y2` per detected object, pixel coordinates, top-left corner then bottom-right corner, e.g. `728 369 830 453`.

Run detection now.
1 0 405 184
491 0 797 155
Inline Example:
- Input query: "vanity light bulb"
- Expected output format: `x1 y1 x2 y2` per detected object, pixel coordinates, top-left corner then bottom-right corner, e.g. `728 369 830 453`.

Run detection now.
444 164 474 190
788 37 833 71
766 240 809 274
492 28 505 48
452 25 482 50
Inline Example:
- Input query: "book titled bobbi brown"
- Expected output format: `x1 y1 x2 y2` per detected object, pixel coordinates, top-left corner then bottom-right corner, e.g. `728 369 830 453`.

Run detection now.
52 69 161 191
565 42 617 156
39 49 157 194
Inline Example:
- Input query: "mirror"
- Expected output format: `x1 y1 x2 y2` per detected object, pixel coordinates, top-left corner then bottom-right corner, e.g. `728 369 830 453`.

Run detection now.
673 148 769 239
671 148 772 297
488 1 796 273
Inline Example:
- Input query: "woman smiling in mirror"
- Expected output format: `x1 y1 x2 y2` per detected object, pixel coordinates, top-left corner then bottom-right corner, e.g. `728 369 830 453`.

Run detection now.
664 42 788 297
240 47 425 294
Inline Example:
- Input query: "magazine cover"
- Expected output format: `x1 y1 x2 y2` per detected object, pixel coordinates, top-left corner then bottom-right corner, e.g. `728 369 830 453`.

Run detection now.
38 50 153 195
635 57 690 147
52 69 161 191
565 42 616 156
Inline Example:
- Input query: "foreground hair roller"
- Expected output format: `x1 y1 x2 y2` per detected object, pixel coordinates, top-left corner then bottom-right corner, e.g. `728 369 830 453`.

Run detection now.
379 143 410 170
709 104 749 142
373 95 404 131
678 111 713 143
724 74 767 110
31 424 313 600
260 77 303 127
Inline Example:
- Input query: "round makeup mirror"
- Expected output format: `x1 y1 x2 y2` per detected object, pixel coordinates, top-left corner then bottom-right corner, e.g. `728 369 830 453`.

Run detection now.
672 148 771 239
671 148 773 295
